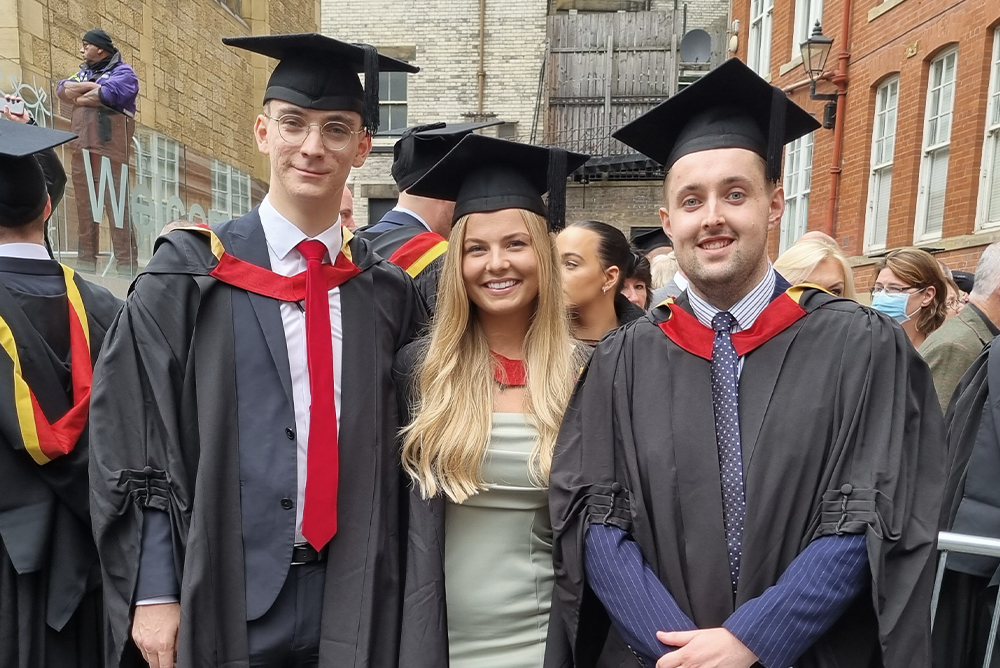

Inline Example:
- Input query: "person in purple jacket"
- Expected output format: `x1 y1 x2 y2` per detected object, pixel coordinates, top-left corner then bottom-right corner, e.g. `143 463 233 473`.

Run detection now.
57 28 139 277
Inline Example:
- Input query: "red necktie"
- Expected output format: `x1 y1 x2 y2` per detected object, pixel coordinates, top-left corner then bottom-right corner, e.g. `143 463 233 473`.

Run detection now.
296 239 339 550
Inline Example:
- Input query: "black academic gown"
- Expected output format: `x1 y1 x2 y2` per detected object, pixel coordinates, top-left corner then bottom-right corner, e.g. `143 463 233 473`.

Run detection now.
933 339 1000 668
356 210 445 313
89 210 426 668
548 287 946 668
393 340 449 668
0 257 121 668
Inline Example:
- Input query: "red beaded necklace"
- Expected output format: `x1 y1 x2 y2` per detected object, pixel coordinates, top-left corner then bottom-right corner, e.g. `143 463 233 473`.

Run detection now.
491 351 527 388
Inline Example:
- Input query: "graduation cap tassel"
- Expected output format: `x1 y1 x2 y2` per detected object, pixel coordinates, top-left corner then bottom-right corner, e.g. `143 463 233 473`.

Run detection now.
361 44 380 135
547 147 568 232
766 86 788 183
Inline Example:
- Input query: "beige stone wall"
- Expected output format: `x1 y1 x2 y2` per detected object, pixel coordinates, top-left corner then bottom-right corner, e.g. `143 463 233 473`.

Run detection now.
7 0 318 179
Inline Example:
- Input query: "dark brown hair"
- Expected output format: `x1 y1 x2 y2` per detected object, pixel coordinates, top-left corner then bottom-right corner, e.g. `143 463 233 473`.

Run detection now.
626 253 653 309
874 248 948 335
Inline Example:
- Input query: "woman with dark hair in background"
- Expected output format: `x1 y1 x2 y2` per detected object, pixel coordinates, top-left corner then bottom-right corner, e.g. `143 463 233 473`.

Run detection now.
871 247 948 349
622 253 652 310
556 220 645 347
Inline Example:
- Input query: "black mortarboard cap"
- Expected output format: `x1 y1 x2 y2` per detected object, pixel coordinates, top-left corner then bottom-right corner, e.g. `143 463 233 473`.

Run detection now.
0 120 76 227
613 58 820 182
392 120 503 192
223 33 419 134
952 270 974 293
631 227 672 253
407 134 589 231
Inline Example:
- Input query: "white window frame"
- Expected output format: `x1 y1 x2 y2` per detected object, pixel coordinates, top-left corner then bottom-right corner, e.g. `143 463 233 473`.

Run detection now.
379 71 408 132
215 0 241 17
976 29 1000 230
211 159 252 222
864 77 899 252
133 131 180 230
914 48 958 241
792 0 824 59
779 132 814 253
748 0 774 77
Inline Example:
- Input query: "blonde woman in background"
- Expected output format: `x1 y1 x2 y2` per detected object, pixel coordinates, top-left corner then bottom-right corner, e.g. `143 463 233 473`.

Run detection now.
773 235 857 299
395 135 587 668
649 251 678 291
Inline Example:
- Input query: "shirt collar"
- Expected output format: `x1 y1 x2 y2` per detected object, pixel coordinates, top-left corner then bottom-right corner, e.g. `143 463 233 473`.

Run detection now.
687 265 777 333
0 242 52 261
392 205 432 232
259 195 343 262
673 272 689 292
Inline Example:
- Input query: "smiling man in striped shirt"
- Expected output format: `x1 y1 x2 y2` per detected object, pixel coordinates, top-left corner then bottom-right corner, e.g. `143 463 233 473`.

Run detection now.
548 58 946 668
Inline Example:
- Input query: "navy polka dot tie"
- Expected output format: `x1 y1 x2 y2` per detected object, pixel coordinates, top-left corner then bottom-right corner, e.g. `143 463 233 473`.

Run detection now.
711 311 745 595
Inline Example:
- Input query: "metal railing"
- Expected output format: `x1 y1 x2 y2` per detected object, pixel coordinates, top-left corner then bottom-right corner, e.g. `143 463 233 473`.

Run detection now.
932 531 1000 667
545 123 636 158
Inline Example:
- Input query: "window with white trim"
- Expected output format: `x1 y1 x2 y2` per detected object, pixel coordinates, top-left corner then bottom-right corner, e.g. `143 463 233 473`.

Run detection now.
915 48 958 240
211 159 252 222
379 72 407 132
133 131 180 230
215 0 241 16
864 77 899 251
977 29 1000 230
792 0 823 59
748 0 774 76
779 132 814 253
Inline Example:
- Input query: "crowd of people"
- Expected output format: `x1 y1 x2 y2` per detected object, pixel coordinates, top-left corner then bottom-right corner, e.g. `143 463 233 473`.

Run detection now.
1 26 999 668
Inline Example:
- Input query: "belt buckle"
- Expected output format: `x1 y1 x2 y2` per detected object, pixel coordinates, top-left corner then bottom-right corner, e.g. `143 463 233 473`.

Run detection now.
291 544 310 566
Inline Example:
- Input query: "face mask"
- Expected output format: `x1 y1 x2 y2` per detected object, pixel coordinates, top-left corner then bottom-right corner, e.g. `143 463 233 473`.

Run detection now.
871 290 922 324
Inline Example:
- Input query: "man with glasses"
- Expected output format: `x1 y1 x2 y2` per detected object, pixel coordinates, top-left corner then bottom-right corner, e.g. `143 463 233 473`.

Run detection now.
89 34 425 668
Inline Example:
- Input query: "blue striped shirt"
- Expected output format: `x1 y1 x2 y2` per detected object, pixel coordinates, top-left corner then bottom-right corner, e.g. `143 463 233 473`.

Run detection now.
583 268 870 667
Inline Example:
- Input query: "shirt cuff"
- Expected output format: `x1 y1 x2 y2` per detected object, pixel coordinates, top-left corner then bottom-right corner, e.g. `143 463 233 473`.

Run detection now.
135 596 178 606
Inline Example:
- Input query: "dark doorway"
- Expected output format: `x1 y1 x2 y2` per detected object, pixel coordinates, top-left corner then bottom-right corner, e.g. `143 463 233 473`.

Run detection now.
368 197 398 225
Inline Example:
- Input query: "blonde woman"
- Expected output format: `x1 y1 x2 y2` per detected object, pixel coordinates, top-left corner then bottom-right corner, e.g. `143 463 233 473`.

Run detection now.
773 235 857 299
649 251 678 291
395 134 588 668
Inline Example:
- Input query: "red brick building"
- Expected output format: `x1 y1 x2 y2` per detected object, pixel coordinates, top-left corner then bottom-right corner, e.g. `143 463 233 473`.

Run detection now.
730 0 1000 290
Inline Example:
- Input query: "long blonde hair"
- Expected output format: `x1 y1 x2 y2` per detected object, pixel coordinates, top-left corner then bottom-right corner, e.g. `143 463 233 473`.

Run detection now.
401 209 576 502
773 237 857 300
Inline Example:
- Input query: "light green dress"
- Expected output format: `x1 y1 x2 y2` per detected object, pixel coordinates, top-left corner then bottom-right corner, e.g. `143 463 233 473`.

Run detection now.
444 413 553 668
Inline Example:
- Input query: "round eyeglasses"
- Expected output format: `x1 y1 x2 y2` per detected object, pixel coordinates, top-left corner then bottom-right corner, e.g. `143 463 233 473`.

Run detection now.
265 114 365 151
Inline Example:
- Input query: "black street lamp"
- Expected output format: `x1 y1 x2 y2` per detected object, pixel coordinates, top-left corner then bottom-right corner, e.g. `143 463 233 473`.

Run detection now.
800 21 837 129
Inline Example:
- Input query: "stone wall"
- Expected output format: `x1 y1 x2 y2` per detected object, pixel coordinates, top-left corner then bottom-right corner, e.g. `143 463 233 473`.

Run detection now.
566 181 665 234
5 0 318 179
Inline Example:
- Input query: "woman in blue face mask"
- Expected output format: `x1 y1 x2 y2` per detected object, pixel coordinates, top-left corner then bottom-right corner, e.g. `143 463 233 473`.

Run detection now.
870 248 948 348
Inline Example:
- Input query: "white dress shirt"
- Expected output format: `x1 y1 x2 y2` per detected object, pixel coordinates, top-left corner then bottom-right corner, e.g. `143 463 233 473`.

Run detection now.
0 242 51 260
686 266 777 378
392 205 432 232
258 196 344 544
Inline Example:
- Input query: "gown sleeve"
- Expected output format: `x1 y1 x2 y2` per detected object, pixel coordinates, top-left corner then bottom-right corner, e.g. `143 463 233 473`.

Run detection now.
549 327 638 665
89 266 200 664
584 524 696 665
810 303 946 667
